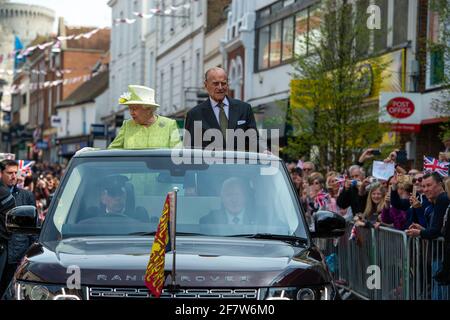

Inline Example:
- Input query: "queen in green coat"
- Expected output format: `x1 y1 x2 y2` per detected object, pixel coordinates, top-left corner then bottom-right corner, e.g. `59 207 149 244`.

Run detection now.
108 85 181 150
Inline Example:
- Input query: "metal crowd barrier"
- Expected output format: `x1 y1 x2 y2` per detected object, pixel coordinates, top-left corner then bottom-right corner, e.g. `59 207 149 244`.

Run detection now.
316 223 450 300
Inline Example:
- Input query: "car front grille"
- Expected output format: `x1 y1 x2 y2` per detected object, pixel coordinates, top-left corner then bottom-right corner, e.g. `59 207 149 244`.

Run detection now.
88 287 259 299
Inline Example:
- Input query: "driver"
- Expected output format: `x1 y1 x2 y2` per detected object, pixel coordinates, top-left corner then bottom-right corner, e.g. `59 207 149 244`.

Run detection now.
100 177 128 217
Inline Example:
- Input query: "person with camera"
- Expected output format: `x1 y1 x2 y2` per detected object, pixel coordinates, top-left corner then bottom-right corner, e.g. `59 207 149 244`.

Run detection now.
0 160 36 296
337 164 368 216
34 173 59 219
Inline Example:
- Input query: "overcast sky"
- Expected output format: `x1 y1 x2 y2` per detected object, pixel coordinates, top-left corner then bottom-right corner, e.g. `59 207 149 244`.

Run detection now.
13 0 111 29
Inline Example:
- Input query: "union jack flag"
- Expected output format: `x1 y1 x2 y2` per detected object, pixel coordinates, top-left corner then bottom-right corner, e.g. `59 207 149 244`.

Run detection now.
423 156 449 177
18 160 35 176
336 176 346 188
315 191 330 209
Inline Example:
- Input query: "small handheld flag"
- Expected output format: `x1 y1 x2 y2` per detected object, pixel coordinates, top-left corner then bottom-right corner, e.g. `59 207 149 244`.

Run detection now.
144 194 172 298
423 156 449 177
18 160 35 176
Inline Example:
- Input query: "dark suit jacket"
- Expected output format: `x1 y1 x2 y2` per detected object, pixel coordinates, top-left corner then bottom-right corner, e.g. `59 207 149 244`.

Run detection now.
81 206 149 223
199 208 260 225
8 187 36 264
184 97 262 152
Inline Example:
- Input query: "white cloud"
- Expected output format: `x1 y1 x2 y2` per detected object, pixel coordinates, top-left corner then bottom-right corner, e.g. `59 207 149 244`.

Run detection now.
12 0 111 29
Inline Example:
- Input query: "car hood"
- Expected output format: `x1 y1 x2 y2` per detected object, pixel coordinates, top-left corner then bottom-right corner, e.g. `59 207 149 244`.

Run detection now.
18 236 330 287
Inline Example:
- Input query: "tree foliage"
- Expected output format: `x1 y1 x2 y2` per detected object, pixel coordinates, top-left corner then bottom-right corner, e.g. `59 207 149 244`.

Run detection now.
429 0 450 139
287 0 389 171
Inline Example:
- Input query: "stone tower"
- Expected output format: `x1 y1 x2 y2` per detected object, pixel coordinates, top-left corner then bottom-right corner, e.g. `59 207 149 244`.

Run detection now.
0 0 55 125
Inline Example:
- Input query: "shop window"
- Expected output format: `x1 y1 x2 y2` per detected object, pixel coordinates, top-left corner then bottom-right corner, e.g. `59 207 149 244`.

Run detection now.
271 1 283 13
270 21 282 67
282 17 294 62
294 10 308 56
258 8 270 20
430 49 445 86
392 0 409 46
373 0 388 52
428 9 445 86
258 26 270 70
308 5 322 52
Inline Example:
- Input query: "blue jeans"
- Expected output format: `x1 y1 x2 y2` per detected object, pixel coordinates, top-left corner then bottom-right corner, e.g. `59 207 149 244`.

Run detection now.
432 260 450 300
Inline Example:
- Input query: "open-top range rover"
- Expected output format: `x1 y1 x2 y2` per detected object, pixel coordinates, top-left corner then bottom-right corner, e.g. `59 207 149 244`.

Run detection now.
3 149 345 300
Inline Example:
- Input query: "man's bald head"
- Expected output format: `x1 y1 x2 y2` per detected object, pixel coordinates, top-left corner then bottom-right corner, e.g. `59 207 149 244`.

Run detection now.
205 67 228 82
204 67 229 102
221 177 248 215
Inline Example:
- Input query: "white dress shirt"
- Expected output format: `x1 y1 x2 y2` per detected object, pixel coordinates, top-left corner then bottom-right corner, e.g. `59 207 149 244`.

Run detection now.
210 97 230 124
226 209 245 225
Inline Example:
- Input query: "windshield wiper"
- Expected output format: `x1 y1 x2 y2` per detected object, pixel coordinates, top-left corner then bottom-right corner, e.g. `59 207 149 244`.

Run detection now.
228 233 308 245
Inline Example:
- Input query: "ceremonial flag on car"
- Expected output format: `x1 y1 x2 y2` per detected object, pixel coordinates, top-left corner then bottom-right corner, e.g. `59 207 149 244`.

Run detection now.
144 194 172 298
423 156 449 177
18 160 35 176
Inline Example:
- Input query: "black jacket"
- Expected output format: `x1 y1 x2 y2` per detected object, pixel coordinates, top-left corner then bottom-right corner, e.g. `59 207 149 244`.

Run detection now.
421 192 449 240
0 184 16 243
8 187 36 264
184 97 262 152
443 206 449 243
337 185 367 214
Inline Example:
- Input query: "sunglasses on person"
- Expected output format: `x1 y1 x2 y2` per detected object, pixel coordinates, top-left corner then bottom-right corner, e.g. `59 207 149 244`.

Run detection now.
412 177 423 184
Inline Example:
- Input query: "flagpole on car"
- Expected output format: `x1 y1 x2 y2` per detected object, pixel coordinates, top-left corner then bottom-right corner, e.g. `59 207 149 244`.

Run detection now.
169 187 180 291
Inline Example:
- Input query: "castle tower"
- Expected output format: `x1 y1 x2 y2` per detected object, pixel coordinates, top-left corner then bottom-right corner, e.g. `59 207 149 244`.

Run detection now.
0 1 55 127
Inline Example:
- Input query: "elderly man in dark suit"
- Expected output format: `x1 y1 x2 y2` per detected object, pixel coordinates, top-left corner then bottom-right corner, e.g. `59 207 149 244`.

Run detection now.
200 177 259 225
184 67 263 152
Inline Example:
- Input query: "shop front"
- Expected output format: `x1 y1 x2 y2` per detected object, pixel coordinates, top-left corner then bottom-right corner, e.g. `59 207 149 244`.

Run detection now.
57 136 89 161
380 90 449 168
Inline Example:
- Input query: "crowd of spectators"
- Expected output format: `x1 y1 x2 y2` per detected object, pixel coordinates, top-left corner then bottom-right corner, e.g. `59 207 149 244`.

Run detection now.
287 148 450 290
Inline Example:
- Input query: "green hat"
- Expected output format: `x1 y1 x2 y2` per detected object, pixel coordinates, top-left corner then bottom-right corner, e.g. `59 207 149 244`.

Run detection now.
118 85 160 108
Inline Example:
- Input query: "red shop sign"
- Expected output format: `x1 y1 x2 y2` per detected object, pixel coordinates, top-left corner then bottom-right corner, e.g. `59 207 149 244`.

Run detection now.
386 97 415 119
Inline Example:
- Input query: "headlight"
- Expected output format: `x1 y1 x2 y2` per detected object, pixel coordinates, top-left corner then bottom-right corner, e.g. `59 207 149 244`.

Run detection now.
16 282 83 300
264 285 333 300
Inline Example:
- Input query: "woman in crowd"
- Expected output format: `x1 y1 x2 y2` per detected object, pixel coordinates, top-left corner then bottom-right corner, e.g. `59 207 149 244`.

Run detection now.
109 85 181 149
380 176 411 230
354 182 386 228
304 172 332 218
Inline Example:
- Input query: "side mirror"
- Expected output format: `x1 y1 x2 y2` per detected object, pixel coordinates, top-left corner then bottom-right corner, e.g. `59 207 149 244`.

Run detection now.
310 211 346 239
6 206 41 235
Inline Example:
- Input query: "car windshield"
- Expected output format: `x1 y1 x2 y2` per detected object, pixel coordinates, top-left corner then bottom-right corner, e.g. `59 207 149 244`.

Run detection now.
41 156 307 241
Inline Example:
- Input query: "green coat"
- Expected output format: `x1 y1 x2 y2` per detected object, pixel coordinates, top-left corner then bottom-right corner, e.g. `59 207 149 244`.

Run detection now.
108 116 181 150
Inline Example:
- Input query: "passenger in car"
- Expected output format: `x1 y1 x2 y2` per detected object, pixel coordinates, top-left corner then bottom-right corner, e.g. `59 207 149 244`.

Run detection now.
199 177 260 225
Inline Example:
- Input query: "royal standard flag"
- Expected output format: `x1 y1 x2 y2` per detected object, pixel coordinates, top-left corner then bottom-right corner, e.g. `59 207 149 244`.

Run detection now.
144 194 172 298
